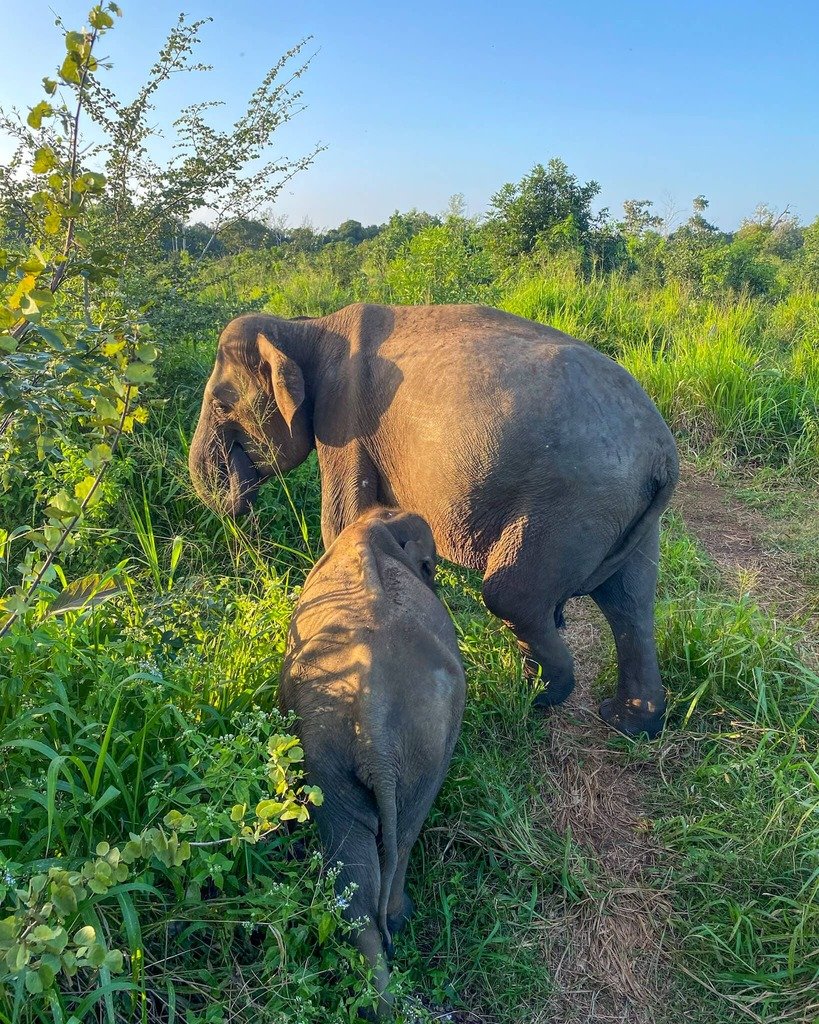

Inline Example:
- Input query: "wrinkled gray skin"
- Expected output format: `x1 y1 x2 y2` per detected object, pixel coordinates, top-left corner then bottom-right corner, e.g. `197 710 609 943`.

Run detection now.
189 303 679 737
279 507 466 1017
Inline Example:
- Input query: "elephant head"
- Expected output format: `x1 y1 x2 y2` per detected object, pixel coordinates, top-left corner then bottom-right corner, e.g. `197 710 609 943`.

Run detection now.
188 319 314 517
362 508 438 589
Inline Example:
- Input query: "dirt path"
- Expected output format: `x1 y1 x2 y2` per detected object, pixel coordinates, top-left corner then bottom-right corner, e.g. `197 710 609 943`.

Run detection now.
532 466 817 1024
536 601 675 1024
533 464 815 1023
673 466 818 628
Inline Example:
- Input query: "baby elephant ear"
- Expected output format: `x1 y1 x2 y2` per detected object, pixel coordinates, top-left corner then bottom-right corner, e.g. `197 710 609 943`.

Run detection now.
257 332 305 431
402 539 436 586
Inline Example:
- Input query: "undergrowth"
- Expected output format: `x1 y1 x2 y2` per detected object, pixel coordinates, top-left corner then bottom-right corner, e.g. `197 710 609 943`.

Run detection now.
3 252 819 1022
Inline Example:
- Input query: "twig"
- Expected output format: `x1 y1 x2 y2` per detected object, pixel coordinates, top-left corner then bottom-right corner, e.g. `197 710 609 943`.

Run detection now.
49 27 99 294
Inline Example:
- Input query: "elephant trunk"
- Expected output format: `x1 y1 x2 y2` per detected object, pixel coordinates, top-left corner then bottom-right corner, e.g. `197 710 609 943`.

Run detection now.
188 413 260 518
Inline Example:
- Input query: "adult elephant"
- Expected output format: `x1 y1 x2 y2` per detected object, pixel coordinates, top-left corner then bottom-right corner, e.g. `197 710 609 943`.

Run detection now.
189 303 679 737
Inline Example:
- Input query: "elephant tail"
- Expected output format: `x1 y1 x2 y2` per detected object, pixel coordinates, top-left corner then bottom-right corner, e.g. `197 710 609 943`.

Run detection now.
374 776 399 959
582 446 680 594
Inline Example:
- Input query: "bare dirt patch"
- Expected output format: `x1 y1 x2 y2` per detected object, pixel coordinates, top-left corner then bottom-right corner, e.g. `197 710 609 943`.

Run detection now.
535 602 675 1024
673 466 817 626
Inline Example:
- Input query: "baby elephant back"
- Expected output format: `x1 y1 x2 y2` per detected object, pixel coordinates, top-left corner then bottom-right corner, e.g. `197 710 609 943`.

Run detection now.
279 507 465 1018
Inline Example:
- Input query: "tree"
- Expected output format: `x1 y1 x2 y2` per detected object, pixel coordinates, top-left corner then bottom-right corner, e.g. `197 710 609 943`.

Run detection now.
0 4 317 632
360 209 440 285
322 219 381 246
795 216 819 291
487 158 601 259
217 216 276 253
620 199 663 238
736 204 802 261
664 195 726 289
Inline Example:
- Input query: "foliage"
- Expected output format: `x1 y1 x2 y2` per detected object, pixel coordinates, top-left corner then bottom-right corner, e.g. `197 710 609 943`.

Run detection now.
651 515 819 1018
3 6 819 1023
378 214 496 305
0 5 153 635
0 2 317 635
486 158 603 262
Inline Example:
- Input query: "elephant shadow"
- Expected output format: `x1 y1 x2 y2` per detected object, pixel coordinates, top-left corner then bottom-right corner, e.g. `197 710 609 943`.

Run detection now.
305 305 405 449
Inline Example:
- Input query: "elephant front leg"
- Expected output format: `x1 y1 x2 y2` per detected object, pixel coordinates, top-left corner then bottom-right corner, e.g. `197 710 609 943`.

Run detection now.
591 526 666 738
318 442 381 548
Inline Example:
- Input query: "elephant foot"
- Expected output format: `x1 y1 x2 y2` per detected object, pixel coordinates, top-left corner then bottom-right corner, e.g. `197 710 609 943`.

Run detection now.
599 695 665 738
528 660 576 708
387 892 414 939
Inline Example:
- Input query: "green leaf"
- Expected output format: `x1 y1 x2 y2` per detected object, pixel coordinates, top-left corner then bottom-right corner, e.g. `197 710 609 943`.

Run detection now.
317 912 335 944
20 289 55 317
35 325 66 350
74 475 99 505
103 949 123 973
42 77 58 96
93 396 119 424
64 32 86 53
28 101 53 128
42 928 68 955
121 841 142 865
135 342 158 363
21 248 47 273
89 8 114 29
73 926 96 947
59 53 82 85
163 810 195 832
38 961 56 989
77 171 106 194
33 147 58 174
230 803 246 822
165 535 183 582
51 884 78 916
305 785 324 806
95 841 110 857
123 362 156 384
25 970 43 995
86 942 106 969
48 574 123 617
255 799 283 821
85 443 113 470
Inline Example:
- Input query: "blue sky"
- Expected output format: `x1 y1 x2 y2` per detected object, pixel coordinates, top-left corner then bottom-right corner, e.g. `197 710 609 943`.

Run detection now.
2 0 817 231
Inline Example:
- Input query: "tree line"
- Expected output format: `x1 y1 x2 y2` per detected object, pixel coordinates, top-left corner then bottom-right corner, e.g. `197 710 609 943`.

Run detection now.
135 159 819 298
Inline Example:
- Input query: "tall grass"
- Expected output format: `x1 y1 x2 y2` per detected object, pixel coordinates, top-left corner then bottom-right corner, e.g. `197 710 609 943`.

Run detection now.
648 515 819 1019
6 241 819 1019
499 267 819 469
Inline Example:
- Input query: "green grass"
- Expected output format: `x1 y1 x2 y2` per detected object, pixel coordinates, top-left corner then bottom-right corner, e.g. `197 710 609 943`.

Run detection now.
4 260 819 1021
648 515 819 1021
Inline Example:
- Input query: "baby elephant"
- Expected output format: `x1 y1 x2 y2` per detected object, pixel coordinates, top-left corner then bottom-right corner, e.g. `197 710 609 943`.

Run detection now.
279 507 466 1016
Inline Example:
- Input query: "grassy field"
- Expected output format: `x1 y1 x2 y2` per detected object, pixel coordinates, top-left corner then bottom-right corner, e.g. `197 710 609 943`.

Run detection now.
2 260 819 1023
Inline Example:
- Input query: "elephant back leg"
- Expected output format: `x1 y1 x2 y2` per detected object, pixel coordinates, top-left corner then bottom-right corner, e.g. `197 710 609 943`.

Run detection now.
590 521 666 738
384 765 449 941
481 530 583 707
312 806 392 1014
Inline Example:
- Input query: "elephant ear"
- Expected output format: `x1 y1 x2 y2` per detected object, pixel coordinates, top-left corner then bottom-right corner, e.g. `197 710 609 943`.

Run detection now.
401 538 436 587
257 332 305 432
